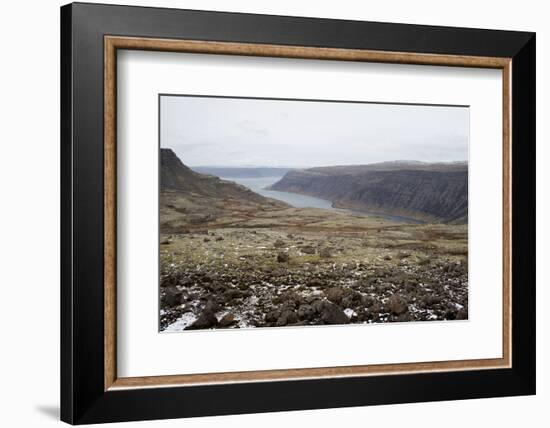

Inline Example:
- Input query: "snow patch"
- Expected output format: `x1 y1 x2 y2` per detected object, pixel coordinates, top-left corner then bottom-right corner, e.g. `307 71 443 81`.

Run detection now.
344 308 357 318
163 312 197 332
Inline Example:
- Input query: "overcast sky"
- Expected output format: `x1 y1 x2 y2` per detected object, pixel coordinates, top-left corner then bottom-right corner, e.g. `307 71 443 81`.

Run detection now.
160 95 468 168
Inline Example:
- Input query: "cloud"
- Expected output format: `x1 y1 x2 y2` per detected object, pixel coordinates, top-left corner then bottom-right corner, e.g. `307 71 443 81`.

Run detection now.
236 120 269 138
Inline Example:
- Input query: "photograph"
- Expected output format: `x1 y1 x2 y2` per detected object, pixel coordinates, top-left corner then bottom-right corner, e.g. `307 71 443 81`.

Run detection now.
159 95 469 332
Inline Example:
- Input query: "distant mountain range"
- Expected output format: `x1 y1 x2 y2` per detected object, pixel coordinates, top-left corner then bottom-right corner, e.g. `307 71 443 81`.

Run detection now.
191 166 292 179
268 161 468 223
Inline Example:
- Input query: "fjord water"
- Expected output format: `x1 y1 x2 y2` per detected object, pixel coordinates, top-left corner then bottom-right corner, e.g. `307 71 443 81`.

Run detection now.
223 175 422 224
227 176 336 209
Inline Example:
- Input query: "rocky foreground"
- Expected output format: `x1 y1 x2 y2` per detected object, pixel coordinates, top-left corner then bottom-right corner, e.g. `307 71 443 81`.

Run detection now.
159 213 468 331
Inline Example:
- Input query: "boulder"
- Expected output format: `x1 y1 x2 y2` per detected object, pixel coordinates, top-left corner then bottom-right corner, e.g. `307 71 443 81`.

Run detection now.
160 273 178 288
276 310 298 326
274 239 286 248
300 245 316 255
444 307 457 320
395 313 412 322
297 304 315 320
321 302 350 325
421 294 442 307
188 309 218 329
277 252 290 263
324 287 344 304
341 294 358 309
224 288 245 300
319 247 333 258
204 299 220 313
307 278 324 288
265 310 281 323
218 313 237 327
162 287 183 307
273 291 301 307
387 294 408 315
311 299 325 314
368 301 383 314
456 308 468 320
361 295 376 307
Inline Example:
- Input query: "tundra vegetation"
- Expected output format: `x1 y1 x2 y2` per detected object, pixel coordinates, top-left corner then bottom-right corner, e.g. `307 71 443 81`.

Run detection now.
159 149 468 331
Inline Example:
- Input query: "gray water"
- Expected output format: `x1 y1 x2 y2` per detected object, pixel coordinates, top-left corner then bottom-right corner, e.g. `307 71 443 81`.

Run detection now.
222 176 423 224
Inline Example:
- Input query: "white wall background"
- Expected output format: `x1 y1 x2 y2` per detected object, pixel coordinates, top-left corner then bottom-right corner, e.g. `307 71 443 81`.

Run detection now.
0 1 546 427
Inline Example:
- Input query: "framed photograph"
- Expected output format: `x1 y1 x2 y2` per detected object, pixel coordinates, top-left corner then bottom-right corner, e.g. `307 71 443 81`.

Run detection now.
61 2 535 424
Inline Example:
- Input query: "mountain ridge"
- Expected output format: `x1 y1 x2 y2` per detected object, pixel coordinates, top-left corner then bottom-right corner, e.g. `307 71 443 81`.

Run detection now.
161 148 269 203
160 148 289 233
191 166 292 179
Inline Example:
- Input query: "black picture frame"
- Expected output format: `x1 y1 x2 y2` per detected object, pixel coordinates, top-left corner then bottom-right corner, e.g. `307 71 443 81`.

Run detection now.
61 2 535 424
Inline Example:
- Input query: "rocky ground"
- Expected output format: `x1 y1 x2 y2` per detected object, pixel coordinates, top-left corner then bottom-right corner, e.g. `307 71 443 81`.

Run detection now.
159 204 468 331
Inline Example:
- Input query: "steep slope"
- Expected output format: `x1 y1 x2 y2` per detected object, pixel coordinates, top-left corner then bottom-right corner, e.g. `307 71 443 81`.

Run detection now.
160 149 288 233
161 148 267 202
268 161 468 223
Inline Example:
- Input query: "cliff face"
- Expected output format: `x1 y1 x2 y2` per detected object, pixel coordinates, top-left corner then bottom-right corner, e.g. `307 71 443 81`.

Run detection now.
268 162 468 223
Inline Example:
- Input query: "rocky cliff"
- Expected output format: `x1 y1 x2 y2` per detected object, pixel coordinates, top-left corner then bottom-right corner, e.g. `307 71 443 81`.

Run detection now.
268 161 468 223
